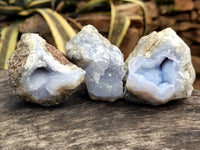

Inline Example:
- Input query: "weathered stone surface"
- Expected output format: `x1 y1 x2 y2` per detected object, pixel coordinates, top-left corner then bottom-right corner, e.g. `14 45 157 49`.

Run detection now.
120 28 141 59
129 15 144 28
158 5 174 15
180 29 200 43
19 14 49 34
145 2 158 19
159 16 176 29
174 0 194 12
191 11 198 21
124 28 195 105
179 35 193 47
8 33 85 106
191 45 200 56
115 3 141 16
173 22 200 32
194 1 200 10
76 15 110 33
66 25 125 102
144 2 158 24
174 13 190 22
197 11 200 22
147 19 160 34
192 56 200 75
192 56 200 90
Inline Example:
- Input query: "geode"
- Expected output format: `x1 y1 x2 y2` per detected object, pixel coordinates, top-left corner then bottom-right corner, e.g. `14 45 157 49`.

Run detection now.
124 28 195 105
8 33 85 106
66 25 125 102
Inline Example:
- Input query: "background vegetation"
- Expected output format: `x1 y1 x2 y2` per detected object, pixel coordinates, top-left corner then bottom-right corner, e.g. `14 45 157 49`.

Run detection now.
0 0 146 69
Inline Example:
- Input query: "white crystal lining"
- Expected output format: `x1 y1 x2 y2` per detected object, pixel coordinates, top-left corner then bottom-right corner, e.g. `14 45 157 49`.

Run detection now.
66 25 125 101
22 34 85 100
126 50 180 101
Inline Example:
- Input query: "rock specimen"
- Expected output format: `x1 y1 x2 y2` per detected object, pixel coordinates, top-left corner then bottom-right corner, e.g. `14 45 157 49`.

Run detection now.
124 28 195 105
8 33 85 106
66 25 125 101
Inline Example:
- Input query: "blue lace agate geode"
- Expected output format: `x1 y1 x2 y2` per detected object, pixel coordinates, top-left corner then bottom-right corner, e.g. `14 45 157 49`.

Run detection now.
66 25 125 102
124 28 195 105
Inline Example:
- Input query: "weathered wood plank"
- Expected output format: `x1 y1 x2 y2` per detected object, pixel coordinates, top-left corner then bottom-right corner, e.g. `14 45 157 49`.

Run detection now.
0 70 200 149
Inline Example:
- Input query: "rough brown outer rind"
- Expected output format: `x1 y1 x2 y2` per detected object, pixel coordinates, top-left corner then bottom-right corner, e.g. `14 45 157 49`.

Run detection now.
124 28 196 105
124 87 175 106
45 43 71 65
16 88 77 107
8 39 30 89
7 33 85 106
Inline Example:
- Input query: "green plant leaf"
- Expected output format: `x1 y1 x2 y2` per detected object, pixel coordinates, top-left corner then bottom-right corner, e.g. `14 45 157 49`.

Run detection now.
0 23 19 69
108 0 115 40
0 1 8 5
122 0 147 35
8 0 15 5
108 1 130 47
13 0 30 7
18 8 35 16
0 5 23 15
27 0 51 8
109 15 130 47
72 0 108 17
36 8 76 54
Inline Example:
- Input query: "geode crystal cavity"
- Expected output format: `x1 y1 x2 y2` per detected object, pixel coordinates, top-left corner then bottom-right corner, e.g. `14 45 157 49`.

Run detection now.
8 33 85 106
124 28 195 105
66 25 125 101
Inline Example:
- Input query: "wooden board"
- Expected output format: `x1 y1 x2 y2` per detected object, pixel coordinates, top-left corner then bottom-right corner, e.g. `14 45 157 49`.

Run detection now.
0 70 200 149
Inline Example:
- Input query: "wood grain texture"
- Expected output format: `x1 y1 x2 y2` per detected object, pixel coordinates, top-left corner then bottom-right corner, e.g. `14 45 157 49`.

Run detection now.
0 70 200 150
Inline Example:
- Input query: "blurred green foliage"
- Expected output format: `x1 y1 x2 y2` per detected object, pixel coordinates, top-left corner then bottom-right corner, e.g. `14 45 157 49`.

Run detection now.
0 0 147 69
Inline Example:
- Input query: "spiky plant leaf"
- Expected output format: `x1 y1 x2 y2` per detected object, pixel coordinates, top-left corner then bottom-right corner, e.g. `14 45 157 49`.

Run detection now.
108 0 115 40
109 15 130 47
0 0 8 5
72 0 107 17
36 8 76 54
0 23 18 69
13 0 30 7
27 0 51 8
18 8 35 16
0 5 23 15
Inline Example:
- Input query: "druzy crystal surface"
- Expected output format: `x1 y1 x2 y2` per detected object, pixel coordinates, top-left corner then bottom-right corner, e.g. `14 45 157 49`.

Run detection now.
66 25 125 101
125 28 195 105
8 33 85 106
